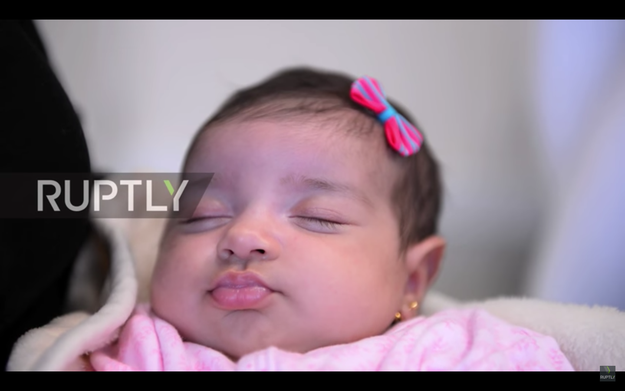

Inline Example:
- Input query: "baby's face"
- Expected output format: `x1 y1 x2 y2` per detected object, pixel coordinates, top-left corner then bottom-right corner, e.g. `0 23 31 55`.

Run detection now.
151 119 412 359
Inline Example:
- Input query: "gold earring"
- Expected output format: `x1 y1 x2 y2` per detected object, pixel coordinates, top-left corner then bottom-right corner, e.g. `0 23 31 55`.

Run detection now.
393 301 419 324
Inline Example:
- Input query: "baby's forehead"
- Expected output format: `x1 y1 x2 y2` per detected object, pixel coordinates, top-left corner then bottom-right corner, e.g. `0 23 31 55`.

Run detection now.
188 109 382 160
184 117 399 194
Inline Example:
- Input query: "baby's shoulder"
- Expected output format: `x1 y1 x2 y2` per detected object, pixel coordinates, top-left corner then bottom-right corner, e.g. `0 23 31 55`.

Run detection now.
384 308 573 370
390 307 517 332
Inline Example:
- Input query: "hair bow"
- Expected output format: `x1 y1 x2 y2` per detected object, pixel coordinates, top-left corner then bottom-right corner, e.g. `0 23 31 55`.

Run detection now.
350 76 423 156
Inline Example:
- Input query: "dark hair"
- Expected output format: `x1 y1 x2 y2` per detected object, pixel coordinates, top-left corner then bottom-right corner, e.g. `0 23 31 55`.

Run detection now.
185 67 442 252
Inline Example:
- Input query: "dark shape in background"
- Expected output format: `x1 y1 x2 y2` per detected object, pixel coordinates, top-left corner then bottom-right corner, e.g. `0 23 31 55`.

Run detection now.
0 20 92 369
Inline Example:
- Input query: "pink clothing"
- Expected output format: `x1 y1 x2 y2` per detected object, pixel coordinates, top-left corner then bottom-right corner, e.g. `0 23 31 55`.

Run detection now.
89 304 574 371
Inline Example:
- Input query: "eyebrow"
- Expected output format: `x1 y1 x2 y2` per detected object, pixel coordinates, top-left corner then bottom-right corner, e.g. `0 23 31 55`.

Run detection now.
280 174 374 208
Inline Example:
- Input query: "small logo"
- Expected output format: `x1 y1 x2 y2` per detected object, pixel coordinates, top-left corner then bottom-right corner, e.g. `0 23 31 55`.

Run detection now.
600 366 615 382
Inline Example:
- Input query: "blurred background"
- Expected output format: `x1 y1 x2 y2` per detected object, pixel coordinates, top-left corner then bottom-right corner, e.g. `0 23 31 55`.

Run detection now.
35 20 625 310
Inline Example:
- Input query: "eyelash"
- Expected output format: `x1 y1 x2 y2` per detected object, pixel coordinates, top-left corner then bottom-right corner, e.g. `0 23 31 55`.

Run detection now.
182 216 228 224
181 216 344 231
298 216 342 229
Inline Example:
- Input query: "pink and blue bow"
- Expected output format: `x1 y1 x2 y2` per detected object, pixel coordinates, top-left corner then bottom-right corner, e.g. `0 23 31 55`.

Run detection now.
350 76 423 156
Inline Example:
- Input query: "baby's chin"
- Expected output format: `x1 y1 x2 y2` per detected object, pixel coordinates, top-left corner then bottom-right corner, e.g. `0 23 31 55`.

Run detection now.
184 325 388 362
187 331 317 362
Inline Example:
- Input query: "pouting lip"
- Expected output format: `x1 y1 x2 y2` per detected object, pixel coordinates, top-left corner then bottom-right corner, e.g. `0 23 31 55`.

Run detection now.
208 271 275 292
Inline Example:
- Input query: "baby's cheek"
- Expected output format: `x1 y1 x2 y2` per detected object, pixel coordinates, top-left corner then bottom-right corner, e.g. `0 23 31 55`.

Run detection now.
152 232 211 299
149 258 194 332
149 262 174 312
151 247 190 302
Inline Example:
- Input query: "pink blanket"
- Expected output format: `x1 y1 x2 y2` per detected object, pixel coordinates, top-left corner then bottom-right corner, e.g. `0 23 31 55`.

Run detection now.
89 304 573 371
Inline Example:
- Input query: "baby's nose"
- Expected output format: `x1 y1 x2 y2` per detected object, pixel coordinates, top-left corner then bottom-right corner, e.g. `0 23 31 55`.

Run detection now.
216 218 280 263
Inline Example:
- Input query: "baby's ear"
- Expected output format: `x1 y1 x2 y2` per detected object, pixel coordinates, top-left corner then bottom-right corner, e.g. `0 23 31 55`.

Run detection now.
403 236 445 304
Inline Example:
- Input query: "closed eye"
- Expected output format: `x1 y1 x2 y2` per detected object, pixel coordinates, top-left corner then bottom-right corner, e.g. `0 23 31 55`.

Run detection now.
300 216 342 227
180 216 231 232
293 216 346 233
183 216 230 224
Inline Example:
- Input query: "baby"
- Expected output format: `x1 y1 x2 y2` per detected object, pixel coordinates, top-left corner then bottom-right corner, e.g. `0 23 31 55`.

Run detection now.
89 68 574 370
